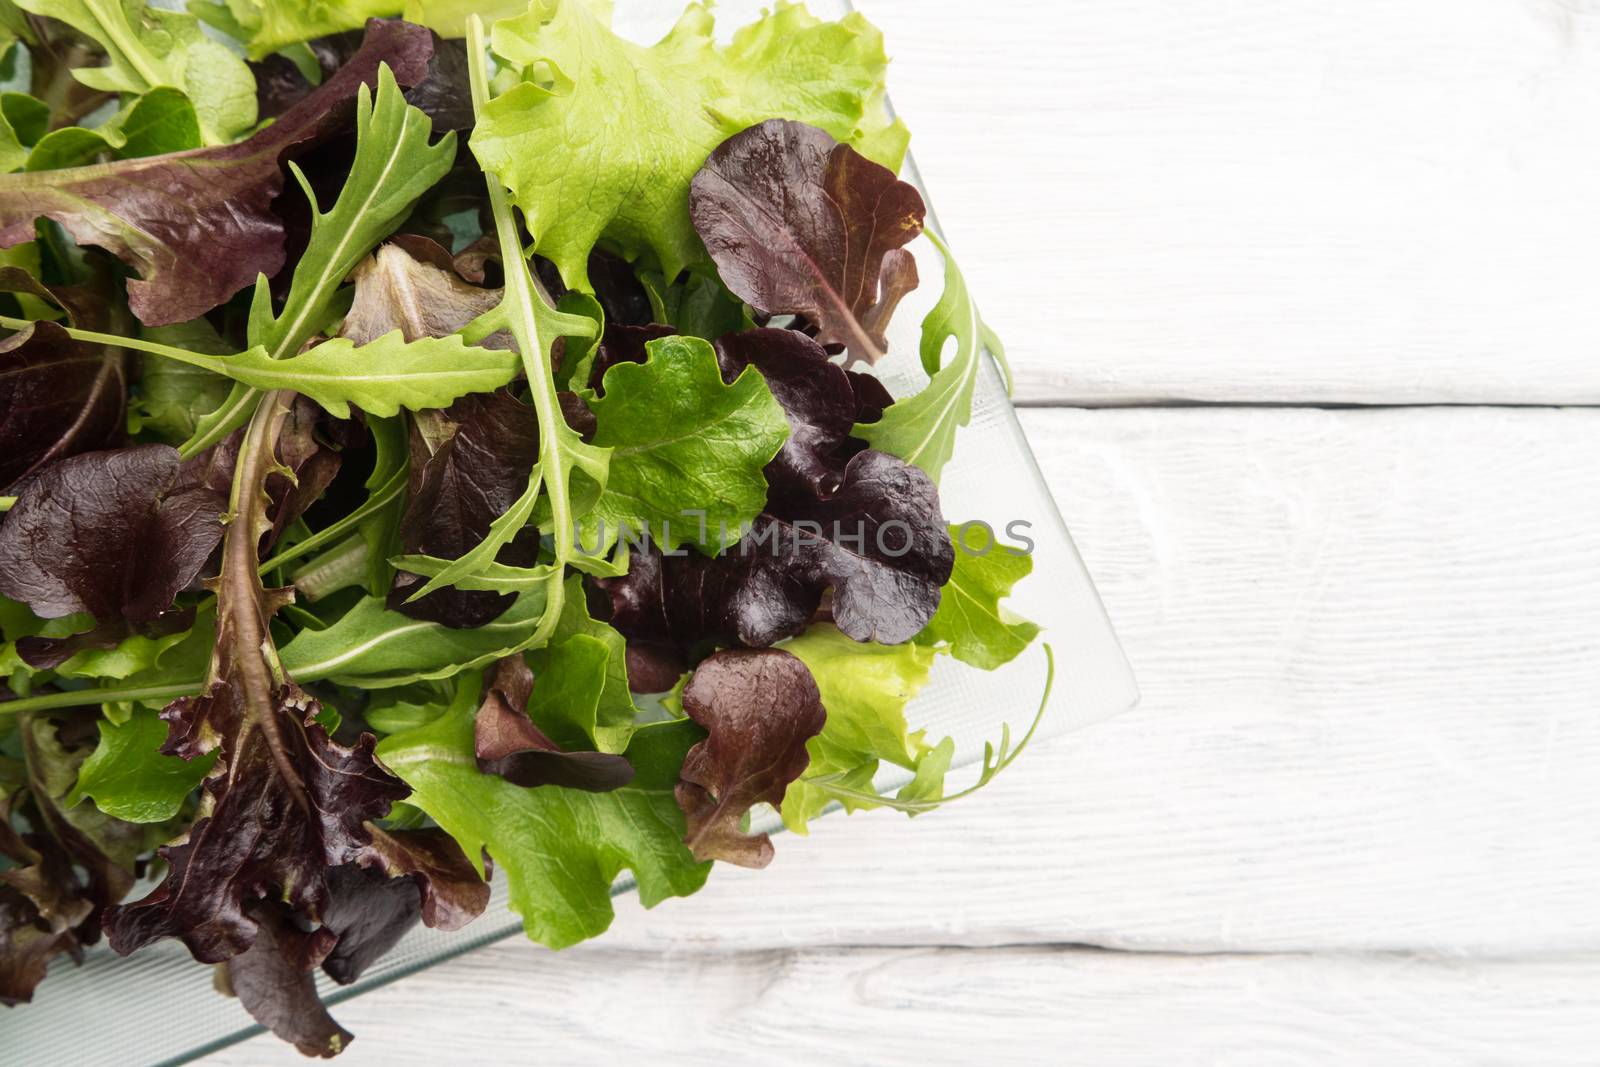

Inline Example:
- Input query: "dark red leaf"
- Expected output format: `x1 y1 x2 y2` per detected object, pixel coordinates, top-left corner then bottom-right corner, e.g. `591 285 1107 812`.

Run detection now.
675 649 825 868
596 449 953 648
0 268 128 493
473 657 634 792
0 19 439 326
223 902 350 1059
0 444 232 627
713 327 863 506
690 119 924 365
387 390 542 628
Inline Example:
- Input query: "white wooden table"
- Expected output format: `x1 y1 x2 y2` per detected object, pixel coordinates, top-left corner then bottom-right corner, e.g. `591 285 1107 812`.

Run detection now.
211 1 1600 1061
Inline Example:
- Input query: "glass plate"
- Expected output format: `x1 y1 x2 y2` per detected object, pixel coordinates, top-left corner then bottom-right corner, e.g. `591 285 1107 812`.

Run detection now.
2 3 1138 1062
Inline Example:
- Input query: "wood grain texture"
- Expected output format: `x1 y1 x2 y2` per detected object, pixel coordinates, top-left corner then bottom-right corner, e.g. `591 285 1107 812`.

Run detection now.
860 0 1600 405
208 944 1600 1066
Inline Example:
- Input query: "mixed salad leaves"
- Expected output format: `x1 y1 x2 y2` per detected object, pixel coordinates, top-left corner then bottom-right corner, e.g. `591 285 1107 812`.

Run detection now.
0 0 1048 1055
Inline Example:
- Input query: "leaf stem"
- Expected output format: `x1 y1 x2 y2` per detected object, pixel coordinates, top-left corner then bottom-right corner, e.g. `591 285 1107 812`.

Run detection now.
467 15 572 647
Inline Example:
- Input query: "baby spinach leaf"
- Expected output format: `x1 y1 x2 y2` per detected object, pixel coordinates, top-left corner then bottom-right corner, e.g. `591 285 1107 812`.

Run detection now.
917 523 1040 670
377 676 711 949
691 119 924 365
675 648 824 868
583 334 789 554
65 706 218 824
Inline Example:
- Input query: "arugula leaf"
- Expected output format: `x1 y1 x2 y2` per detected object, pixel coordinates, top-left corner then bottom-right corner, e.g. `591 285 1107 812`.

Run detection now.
377 675 712 949
778 624 938 833
691 119 924 365
583 334 789 554
397 18 608 659
854 231 1009 481
917 523 1040 670
16 0 258 144
65 706 217 824
472 0 906 290
278 588 551 687
126 329 521 420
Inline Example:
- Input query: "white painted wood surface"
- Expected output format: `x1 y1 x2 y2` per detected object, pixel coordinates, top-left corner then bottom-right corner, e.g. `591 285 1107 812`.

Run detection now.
212 944 1600 1065
873 0 1600 406
207 1 1600 1063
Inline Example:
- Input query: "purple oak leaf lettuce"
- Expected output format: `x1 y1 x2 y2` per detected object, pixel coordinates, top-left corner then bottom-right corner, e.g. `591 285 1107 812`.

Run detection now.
675 648 825 868
690 119 924 365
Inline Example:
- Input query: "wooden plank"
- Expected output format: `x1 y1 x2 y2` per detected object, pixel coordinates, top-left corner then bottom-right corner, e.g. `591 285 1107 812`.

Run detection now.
496 406 1600 956
206 944 1600 1065
855 0 1600 405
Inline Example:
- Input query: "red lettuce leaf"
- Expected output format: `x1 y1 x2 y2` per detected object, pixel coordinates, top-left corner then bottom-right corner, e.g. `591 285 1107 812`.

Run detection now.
597 449 953 648
0 443 232 628
713 327 866 507
223 901 351 1059
675 649 825 868
106 680 407 962
387 390 542 628
474 656 634 792
689 119 925 365
0 19 438 326
0 268 128 493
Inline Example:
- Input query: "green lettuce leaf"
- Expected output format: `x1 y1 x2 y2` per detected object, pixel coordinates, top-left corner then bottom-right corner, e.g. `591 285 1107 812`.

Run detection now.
526 576 639 751
471 0 907 289
16 0 256 144
583 334 788 553
376 676 711 949
129 318 233 443
25 86 203 171
916 523 1040 670
777 623 943 833
65 706 217 823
